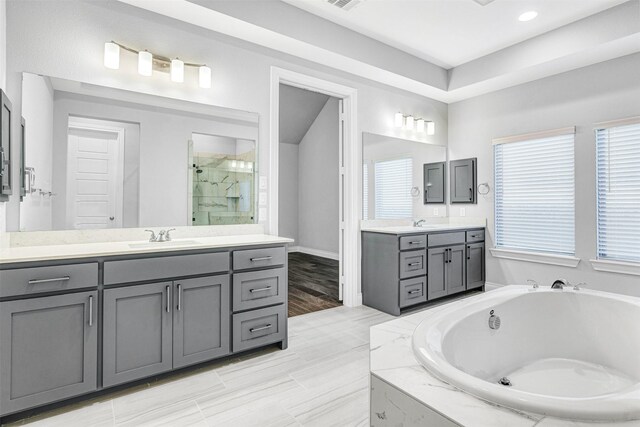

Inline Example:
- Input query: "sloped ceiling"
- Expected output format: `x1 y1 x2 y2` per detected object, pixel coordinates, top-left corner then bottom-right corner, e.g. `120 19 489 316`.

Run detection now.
279 85 330 145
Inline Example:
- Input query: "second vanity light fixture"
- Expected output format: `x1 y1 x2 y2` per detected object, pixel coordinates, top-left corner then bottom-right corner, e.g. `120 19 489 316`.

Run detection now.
104 41 212 88
395 112 435 135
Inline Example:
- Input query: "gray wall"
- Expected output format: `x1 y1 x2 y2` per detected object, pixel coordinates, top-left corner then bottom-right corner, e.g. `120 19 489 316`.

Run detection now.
448 52 640 297
278 143 299 244
298 98 339 255
4 0 448 232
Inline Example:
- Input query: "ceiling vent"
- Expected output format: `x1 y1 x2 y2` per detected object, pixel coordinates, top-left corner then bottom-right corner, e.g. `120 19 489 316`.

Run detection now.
471 0 497 5
327 0 362 11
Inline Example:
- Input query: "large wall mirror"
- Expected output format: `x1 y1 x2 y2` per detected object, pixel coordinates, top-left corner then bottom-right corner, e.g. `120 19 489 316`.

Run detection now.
362 132 446 220
18 72 259 232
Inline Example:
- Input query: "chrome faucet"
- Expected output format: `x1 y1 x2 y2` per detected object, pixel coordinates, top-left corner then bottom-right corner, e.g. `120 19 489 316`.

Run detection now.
413 219 426 227
145 229 158 242
157 230 167 242
165 228 176 241
551 278 569 290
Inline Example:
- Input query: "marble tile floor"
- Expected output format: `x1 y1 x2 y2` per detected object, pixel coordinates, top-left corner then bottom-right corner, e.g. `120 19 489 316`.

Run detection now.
5 305 393 427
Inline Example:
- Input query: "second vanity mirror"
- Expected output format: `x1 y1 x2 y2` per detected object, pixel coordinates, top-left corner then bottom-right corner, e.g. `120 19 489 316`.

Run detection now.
18 73 259 232
362 132 446 220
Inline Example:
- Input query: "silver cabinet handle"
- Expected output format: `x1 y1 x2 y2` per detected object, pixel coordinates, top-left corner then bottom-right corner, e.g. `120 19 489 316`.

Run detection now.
408 289 421 295
250 256 273 262
28 276 70 285
88 295 94 327
408 241 422 244
408 262 421 266
249 286 272 293
249 324 272 333
177 284 182 311
166 285 171 313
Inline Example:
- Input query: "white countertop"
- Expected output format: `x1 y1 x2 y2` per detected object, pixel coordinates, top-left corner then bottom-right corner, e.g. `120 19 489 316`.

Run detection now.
0 234 293 265
361 224 484 234
369 291 640 426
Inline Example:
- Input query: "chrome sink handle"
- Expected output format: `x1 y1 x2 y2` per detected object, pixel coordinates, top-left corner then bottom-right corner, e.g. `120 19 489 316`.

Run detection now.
526 279 539 289
413 219 426 227
157 230 167 242
165 228 176 241
145 229 158 242
574 282 586 291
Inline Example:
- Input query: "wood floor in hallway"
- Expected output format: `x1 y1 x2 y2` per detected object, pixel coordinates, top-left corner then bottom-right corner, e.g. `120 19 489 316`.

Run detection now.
287 252 341 317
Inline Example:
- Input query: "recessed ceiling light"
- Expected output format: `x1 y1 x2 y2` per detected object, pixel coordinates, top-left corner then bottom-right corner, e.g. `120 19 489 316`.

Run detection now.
519 11 538 22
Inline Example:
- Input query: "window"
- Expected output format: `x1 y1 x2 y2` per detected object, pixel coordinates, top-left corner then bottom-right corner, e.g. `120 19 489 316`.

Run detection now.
362 163 369 220
494 130 575 255
596 121 640 263
374 157 412 219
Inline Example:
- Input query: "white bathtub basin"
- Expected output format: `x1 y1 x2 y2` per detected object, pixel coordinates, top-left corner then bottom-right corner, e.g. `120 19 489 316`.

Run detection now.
412 286 640 421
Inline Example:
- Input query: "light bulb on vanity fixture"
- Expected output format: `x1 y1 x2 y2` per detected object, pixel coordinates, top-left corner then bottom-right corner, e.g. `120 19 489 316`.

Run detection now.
104 42 120 69
199 66 212 89
394 112 404 128
171 58 184 83
405 115 414 130
416 118 425 133
138 50 153 76
426 121 435 136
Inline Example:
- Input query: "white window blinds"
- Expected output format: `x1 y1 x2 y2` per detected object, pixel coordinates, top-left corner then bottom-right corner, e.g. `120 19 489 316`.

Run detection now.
596 121 640 262
494 131 575 255
375 158 412 219
362 163 369 220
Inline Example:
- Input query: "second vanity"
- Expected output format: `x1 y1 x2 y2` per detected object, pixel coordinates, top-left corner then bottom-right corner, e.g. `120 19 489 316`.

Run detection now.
361 224 485 315
0 234 291 419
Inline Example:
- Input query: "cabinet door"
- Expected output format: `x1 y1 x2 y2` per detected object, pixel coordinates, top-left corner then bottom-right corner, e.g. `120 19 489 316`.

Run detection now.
423 162 445 204
466 242 485 290
173 275 230 369
103 282 173 388
447 245 466 295
450 158 476 204
0 291 97 415
427 247 447 300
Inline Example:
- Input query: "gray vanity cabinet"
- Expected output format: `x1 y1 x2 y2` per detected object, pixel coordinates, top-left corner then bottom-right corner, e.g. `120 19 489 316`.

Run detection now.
423 162 446 204
0 291 98 415
466 242 485 290
426 245 465 298
450 158 476 204
173 276 230 369
103 282 173 388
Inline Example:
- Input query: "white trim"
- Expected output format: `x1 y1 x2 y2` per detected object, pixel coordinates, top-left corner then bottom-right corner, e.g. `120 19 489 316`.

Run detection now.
489 248 580 268
590 259 640 276
492 126 575 145
288 246 339 261
269 67 362 308
594 116 640 129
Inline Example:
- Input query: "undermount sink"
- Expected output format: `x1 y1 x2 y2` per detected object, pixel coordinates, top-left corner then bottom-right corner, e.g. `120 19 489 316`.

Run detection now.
128 239 201 249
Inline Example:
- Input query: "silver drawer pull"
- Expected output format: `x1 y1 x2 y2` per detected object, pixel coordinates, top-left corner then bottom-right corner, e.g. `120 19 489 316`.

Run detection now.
250 256 273 262
249 286 272 293
28 276 70 285
408 290 421 295
88 295 94 327
408 241 422 245
407 262 421 266
249 324 272 333
166 285 171 313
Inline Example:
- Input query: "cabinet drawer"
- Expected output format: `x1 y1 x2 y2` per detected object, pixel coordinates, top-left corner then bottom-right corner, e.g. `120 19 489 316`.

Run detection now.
466 230 485 243
399 234 426 251
232 305 286 352
233 246 285 271
0 263 98 298
233 268 286 312
428 232 465 247
104 252 229 285
399 276 427 308
399 250 426 279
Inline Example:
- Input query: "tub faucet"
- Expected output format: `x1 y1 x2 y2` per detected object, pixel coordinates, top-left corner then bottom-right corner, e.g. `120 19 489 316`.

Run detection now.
551 278 569 290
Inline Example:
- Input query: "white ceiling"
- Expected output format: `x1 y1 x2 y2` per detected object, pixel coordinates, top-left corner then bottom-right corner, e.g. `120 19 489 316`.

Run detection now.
282 0 630 68
279 84 330 144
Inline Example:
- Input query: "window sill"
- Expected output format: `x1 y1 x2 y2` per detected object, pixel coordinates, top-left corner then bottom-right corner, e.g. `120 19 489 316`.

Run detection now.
489 248 580 268
590 259 640 276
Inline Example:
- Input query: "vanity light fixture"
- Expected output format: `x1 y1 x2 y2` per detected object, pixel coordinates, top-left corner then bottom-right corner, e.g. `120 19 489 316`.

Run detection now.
103 41 212 88
394 112 435 135
518 11 538 22
405 115 414 130
426 121 435 135
416 118 425 133
170 58 184 83
394 112 404 128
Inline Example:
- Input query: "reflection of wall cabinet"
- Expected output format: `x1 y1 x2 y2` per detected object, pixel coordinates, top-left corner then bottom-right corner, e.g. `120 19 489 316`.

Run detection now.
362 228 484 316
0 243 288 420
450 158 476 204
0 90 13 200
423 161 446 204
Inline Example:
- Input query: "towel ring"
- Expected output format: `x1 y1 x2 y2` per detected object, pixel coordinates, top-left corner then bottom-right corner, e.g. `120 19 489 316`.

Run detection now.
411 186 420 197
477 183 491 195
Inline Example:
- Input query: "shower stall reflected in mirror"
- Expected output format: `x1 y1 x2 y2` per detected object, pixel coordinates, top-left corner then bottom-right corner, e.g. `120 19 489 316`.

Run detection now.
188 133 257 225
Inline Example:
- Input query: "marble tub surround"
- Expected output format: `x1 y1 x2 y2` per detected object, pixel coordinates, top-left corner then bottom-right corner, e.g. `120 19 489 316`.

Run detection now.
369 290 640 427
5 224 266 247
0 233 292 264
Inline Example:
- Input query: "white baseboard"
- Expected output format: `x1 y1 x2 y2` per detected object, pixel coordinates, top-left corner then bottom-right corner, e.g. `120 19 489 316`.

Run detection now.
288 246 339 261
485 281 506 291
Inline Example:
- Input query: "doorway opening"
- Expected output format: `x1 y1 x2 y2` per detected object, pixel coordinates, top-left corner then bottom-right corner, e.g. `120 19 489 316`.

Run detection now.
278 84 342 316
